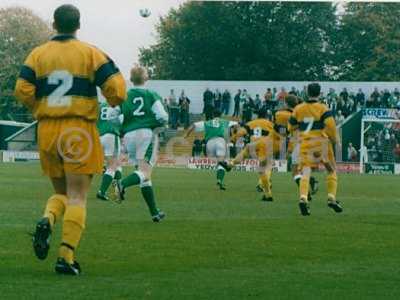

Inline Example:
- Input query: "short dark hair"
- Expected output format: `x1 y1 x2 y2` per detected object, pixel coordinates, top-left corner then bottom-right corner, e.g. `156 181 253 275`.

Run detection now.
54 4 80 34
286 95 298 109
213 109 222 118
307 83 321 98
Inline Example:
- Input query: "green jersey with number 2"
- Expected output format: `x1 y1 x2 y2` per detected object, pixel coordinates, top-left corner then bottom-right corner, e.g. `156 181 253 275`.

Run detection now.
121 88 163 133
97 102 121 136
204 118 231 141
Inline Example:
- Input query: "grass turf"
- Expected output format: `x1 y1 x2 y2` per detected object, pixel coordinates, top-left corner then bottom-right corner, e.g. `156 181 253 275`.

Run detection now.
0 162 399 299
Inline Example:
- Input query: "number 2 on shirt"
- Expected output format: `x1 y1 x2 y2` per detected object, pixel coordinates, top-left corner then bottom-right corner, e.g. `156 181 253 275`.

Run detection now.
132 97 145 116
47 70 73 107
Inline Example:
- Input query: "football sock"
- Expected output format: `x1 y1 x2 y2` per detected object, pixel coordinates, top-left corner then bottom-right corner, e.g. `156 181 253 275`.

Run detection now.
140 181 159 216
99 170 114 194
326 172 337 201
216 166 225 183
259 171 272 197
43 194 67 227
122 171 144 188
300 174 310 202
114 168 122 180
59 205 86 264
293 174 302 186
310 176 316 187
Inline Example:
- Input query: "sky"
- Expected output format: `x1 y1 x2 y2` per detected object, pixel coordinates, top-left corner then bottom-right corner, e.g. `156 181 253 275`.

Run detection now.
0 0 187 76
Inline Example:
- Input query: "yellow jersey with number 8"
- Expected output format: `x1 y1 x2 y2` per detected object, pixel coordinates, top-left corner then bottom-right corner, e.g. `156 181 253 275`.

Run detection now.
244 119 274 142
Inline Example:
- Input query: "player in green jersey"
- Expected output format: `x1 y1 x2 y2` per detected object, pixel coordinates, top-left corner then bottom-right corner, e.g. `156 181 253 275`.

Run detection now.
115 65 168 222
185 109 237 190
96 101 123 201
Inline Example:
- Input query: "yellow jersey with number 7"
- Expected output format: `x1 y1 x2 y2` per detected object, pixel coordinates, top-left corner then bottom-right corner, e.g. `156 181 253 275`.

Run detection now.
289 100 337 144
14 35 126 121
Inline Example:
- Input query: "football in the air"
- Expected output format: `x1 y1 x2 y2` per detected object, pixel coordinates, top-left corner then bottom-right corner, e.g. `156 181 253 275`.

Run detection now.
139 8 151 18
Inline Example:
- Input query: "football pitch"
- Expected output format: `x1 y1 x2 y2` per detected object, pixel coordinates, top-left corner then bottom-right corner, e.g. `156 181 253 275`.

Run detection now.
0 162 399 299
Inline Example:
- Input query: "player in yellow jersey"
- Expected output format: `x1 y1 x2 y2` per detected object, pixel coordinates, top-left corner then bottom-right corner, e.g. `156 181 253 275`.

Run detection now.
14 5 126 275
274 95 318 199
289 83 343 216
220 108 276 202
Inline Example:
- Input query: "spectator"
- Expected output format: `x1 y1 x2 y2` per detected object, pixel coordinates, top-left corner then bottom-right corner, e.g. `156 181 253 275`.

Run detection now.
241 89 249 103
163 98 170 113
389 92 397 108
242 98 253 123
289 86 297 95
214 89 222 111
203 88 214 120
356 88 365 107
222 89 231 115
342 97 353 117
264 88 272 102
382 89 391 108
277 87 288 107
168 89 176 104
272 87 278 102
264 88 276 111
347 142 358 162
349 92 357 113
337 98 344 115
335 110 345 126
396 96 400 110
300 85 308 101
327 88 337 103
233 89 241 117
328 96 337 116
370 87 380 107
179 90 191 129
254 94 262 111
339 87 349 102
168 89 180 129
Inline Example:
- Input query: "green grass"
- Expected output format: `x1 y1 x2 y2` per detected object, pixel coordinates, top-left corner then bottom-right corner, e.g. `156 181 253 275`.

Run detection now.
0 162 400 299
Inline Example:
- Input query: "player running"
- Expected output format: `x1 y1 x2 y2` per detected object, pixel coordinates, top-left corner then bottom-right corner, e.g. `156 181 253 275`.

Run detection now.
185 109 237 190
289 83 343 216
96 101 123 201
273 95 318 199
115 65 167 222
14 4 126 275
220 108 277 201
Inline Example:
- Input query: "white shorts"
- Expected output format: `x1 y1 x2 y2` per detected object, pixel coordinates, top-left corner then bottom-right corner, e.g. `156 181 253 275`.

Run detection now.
100 133 121 157
123 128 158 166
206 137 227 158
291 143 300 165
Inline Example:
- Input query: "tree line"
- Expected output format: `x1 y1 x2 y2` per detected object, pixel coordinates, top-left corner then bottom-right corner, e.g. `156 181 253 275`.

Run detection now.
139 1 400 81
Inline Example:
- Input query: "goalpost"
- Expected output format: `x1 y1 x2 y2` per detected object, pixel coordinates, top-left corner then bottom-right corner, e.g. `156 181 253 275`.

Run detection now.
360 115 400 174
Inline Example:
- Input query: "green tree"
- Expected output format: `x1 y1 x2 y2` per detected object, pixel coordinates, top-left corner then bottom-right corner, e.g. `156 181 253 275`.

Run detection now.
336 2 400 81
140 1 338 81
0 7 51 121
